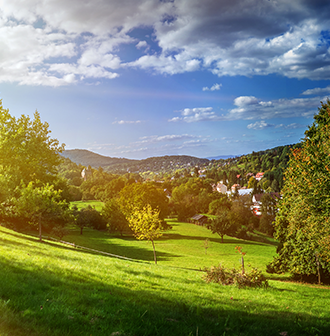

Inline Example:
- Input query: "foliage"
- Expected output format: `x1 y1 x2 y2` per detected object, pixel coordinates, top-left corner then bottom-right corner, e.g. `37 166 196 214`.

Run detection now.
203 264 268 288
171 178 221 221
73 205 107 233
117 182 169 220
208 195 231 215
268 100 330 283
206 211 233 243
13 183 71 240
101 199 130 236
127 204 164 264
0 100 65 187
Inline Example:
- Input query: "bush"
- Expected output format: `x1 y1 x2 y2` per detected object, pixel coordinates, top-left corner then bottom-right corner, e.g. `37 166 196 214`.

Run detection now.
203 264 268 288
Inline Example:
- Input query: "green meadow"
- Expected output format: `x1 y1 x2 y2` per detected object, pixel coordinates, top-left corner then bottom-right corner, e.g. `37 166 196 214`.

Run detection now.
0 219 329 336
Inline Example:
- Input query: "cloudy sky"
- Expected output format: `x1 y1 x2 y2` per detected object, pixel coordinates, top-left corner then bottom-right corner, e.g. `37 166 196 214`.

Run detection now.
1 0 330 159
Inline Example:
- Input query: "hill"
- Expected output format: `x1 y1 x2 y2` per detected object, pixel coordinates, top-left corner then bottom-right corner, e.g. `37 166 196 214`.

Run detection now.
1 222 329 335
62 149 209 174
61 149 135 168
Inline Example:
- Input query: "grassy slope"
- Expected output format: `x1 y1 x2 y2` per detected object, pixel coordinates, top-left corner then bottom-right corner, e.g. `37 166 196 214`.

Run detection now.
1 223 330 336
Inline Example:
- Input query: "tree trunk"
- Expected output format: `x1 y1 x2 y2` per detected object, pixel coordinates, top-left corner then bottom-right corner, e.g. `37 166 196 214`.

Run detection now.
39 215 42 242
151 240 157 264
80 226 83 235
315 253 321 285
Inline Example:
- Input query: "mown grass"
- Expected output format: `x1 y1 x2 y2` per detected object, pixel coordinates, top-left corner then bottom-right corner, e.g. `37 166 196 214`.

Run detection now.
1 222 329 335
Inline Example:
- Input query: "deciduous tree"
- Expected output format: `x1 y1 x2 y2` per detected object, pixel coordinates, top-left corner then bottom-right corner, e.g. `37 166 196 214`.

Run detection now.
128 205 164 264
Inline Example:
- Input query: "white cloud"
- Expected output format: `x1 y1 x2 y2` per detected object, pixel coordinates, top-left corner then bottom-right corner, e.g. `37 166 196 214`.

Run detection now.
302 85 330 96
234 96 259 107
247 121 274 130
112 120 142 124
136 41 148 49
202 83 222 91
1 0 330 85
170 94 327 123
170 107 221 123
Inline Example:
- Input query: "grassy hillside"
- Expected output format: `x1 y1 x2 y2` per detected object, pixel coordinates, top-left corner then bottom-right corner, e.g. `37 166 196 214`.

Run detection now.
0 223 329 335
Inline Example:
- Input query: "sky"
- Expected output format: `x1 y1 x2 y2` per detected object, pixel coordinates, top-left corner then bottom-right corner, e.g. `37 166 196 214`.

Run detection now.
1 0 330 159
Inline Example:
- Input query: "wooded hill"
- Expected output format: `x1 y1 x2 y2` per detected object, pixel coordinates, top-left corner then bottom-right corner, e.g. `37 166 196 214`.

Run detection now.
62 144 297 186
62 149 209 175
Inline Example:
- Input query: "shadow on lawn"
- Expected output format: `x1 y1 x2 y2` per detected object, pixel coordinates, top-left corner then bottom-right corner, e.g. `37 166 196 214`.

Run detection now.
160 231 270 247
1 227 181 264
0 258 329 336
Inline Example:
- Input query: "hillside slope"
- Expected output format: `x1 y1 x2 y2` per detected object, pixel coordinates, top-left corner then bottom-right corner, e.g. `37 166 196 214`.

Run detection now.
0 224 329 335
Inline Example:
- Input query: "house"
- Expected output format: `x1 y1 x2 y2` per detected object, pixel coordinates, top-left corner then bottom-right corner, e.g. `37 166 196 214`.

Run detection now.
190 214 208 226
238 188 253 196
215 182 227 194
255 172 264 181
252 192 280 216
81 167 93 181
231 184 241 192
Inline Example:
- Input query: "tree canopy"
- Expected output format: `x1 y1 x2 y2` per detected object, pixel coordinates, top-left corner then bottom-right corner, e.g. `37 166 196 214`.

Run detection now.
268 100 330 283
0 100 65 186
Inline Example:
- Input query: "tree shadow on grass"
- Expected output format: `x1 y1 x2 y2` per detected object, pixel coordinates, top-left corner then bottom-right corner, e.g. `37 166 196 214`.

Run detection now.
0 227 181 264
160 232 270 247
0 257 329 336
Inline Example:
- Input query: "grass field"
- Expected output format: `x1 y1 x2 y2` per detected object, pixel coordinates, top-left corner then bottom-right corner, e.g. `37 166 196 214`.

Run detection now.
0 220 329 336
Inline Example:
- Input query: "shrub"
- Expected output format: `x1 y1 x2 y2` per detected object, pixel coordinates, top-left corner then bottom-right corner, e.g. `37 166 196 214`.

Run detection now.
203 264 268 288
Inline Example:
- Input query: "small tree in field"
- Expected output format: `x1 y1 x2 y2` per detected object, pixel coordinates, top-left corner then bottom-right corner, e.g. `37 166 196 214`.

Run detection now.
206 211 233 243
128 204 163 264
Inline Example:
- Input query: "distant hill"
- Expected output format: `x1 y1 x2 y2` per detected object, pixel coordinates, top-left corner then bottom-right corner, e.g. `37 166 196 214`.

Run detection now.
206 155 238 160
61 149 210 174
61 149 136 168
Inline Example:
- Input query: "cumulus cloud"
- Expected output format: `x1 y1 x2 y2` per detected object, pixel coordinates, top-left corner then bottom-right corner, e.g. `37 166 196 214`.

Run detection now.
202 83 222 91
169 107 222 122
247 121 274 130
170 93 328 124
1 0 330 85
302 85 330 96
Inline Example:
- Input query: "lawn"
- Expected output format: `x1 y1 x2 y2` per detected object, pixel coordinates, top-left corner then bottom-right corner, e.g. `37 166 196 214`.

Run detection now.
0 222 329 335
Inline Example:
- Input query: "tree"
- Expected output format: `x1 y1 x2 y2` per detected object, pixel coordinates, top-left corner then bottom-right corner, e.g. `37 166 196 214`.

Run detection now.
268 100 330 283
0 100 65 187
128 205 164 264
102 199 129 236
117 183 169 220
13 183 71 241
74 205 106 233
206 211 233 243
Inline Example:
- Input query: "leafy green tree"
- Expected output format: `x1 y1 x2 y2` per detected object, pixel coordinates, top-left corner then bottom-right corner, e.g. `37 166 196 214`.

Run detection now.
74 205 107 233
268 100 330 283
0 101 65 186
117 183 169 220
14 183 71 241
206 211 234 243
128 205 164 264
102 199 129 236
208 195 231 215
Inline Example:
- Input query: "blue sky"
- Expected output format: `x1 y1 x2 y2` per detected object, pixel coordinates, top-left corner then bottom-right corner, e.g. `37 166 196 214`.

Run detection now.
1 0 330 159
